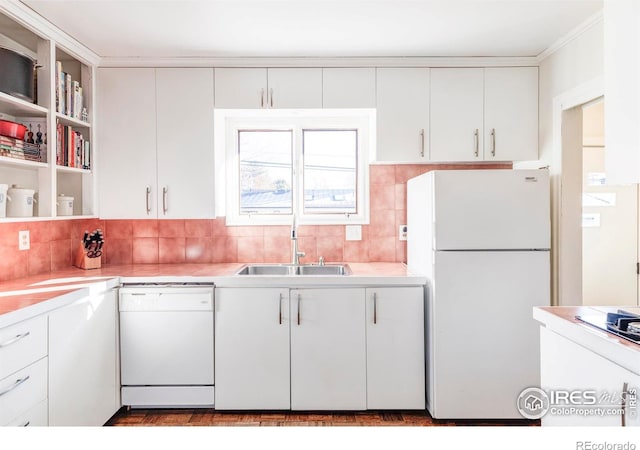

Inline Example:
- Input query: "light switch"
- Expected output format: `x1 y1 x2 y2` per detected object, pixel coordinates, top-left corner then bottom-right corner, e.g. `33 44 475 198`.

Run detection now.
345 225 362 241
19 230 30 250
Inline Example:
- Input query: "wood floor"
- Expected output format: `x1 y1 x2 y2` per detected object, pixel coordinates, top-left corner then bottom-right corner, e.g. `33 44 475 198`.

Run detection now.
105 408 540 427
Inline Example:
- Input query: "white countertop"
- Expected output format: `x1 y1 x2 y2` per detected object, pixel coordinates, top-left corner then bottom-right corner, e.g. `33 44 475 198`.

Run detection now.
0 262 426 328
533 306 640 376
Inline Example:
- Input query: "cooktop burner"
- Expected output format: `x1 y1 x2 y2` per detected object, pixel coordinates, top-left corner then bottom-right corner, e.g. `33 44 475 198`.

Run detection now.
576 310 640 345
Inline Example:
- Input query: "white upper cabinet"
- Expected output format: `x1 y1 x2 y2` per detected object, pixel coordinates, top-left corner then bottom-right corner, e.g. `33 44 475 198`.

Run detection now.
267 68 322 108
155 68 215 218
375 68 430 162
430 67 538 162
604 1 640 184
430 68 485 162
214 68 267 109
97 68 157 219
98 68 215 219
323 68 376 108
214 68 322 109
484 67 538 162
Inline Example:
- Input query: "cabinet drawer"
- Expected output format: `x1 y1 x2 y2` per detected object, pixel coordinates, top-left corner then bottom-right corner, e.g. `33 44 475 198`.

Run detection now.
0 357 48 425
6 399 47 427
0 315 47 380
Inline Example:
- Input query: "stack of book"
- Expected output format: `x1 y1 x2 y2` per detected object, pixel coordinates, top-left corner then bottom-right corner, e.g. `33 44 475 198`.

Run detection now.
55 61 85 120
56 122 90 169
0 136 43 162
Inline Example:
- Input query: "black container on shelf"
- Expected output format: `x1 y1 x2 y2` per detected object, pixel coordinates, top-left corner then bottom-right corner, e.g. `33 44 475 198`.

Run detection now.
0 47 35 102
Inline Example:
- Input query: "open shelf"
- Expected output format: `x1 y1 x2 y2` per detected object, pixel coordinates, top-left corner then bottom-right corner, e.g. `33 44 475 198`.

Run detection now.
0 154 48 169
56 165 91 174
55 112 90 129
0 91 48 117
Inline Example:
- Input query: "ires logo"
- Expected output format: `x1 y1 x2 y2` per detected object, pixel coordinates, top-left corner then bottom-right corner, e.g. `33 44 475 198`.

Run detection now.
517 387 638 420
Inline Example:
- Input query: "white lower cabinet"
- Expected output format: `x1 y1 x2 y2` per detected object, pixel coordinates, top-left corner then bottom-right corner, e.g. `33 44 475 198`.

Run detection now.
290 288 367 410
365 287 425 409
0 358 48 425
7 399 48 427
214 288 291 409
541 327 640 426
213 285 424 411
48 289 119 426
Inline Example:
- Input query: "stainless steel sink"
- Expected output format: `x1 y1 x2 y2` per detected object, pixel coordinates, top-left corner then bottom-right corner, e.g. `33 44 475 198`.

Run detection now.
235 264 351 276
297 265 351 275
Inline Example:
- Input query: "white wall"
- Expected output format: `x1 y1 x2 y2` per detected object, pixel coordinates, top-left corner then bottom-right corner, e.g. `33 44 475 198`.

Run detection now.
538 19 604 305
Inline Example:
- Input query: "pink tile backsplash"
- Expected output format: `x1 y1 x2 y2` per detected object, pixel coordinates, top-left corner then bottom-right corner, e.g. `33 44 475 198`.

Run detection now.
0 163 512 281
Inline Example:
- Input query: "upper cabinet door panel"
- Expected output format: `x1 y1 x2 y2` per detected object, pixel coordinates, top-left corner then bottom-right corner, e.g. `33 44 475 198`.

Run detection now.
267 68 322 108
97 68 157 219
156 68 215 218
375 68 429 162
214 68 267 108
430 68 484 162
322 68 376 108
484 67 538 162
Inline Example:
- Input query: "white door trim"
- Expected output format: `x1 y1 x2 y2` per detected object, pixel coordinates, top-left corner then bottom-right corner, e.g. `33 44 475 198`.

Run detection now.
551 76 603 306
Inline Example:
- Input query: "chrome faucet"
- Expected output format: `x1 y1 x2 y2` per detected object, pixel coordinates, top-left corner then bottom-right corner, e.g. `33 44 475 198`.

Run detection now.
291 214 305 265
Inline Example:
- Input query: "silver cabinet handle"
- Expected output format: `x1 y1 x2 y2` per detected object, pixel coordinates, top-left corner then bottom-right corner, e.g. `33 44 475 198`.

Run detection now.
297 294 301 326
420 129 425 158
260 88 264 108
622 381 629 426
490 128 496 157
145 186 151 215
474 129 479 157
278 293 282 325
162 186 168 215
373 292 377 324
0 331 30 348
270 88 274 108
0 375 30 397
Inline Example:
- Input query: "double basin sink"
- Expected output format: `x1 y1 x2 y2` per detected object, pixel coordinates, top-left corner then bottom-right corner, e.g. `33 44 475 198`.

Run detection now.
236 264 351 276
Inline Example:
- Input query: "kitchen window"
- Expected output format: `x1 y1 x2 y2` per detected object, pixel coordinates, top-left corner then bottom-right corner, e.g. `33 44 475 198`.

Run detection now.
217 110 373 225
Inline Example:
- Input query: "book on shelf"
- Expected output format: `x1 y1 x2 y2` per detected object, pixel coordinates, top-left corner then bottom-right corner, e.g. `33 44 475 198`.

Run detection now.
65 73 72 117
55 61 62 114
56 121 90 169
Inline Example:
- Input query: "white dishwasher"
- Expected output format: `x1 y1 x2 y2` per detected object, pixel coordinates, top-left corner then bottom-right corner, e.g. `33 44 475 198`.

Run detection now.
119 283 214 408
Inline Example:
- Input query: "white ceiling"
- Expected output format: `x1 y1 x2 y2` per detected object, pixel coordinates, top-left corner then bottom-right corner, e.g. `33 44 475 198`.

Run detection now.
21 0 603 59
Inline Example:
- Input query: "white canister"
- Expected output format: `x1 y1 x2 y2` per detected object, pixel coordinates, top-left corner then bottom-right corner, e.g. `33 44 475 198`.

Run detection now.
57 194 74 216
0 184 7 218
6 185 35 217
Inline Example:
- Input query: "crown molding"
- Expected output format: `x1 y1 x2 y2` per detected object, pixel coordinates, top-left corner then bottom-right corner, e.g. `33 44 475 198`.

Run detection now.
0 0 100 66
536 10 603 63
97 55 539 68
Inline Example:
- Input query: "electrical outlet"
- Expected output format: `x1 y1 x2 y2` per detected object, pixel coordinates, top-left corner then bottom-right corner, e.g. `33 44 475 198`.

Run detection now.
19 230 30 250
345 225 362 241
399 225 407 241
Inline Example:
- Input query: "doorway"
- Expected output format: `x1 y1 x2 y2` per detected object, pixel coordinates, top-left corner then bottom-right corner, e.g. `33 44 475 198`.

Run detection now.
581 100 639 306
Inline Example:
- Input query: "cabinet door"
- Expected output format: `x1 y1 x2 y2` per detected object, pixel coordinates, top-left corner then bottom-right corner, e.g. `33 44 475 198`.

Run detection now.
484 67 538 161
365 287 425 409
323 68 376 108
214 288 290 410
267 68 322 108
430 68 484 162
375 68 429 162
48 289 118 426
156 68 215 218
541 327 639 426
290 288 366 410
214 68 267 109
97 68 157 218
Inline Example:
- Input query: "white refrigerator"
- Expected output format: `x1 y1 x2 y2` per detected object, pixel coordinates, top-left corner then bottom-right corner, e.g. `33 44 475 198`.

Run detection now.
407 169 550 419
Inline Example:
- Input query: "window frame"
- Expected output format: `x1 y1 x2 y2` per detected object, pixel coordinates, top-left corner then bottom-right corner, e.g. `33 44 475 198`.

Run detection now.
220 110 372 226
